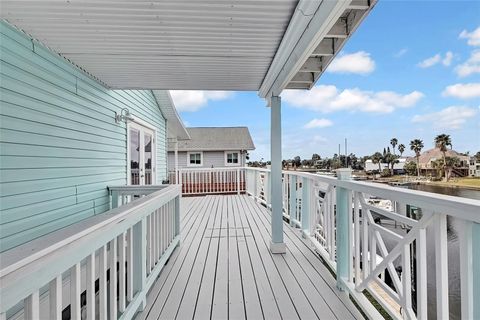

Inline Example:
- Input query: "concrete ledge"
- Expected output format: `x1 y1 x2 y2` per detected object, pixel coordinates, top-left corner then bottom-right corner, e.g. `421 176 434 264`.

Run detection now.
270 241 286 254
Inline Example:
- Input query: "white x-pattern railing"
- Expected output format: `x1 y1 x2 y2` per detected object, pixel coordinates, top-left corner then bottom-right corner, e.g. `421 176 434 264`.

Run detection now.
245 167 480 320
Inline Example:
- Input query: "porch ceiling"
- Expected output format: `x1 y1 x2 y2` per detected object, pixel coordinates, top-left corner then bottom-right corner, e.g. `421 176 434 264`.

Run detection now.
1 0 375 97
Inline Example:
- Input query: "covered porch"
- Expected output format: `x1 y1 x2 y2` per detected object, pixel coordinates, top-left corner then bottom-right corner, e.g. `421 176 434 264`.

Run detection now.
138 194 361 320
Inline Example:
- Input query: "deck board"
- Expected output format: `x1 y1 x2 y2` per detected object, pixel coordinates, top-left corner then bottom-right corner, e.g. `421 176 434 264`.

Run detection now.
137 195 363 320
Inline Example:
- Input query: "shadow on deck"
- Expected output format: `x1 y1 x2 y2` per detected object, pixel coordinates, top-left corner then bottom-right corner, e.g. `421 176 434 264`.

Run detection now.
137 195 363 320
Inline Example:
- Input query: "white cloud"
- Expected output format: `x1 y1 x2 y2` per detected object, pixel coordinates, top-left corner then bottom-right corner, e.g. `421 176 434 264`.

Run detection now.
455 50 480 77
443 83 480 99
170 90 234 112
327 51 375 75
442 51 454 66
459 26 480 46
418 54 441 68
418 52 454 68
412 106 477 129
282 85 424 114
304 118 333 129
394 48 408 58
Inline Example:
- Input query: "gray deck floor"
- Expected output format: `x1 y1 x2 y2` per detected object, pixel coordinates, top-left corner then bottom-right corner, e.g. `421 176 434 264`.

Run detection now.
137 195 363 320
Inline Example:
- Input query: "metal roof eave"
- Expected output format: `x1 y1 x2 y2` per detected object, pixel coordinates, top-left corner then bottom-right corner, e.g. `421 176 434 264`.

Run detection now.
259 0 377 99
153 90 190 140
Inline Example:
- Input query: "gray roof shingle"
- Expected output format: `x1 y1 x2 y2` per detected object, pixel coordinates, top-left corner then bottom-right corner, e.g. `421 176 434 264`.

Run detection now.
169 127 255 151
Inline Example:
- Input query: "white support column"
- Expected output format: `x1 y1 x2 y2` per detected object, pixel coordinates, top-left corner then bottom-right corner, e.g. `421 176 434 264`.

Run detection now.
269 96 286 254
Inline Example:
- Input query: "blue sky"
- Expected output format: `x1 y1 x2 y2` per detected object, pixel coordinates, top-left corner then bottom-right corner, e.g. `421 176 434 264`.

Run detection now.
172 1 480 161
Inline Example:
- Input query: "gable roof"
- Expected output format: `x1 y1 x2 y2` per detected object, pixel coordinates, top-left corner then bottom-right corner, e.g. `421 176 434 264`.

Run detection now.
169 127 255 152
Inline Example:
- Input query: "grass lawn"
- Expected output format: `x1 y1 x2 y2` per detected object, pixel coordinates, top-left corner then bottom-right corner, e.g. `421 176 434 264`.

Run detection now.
427 177 480 189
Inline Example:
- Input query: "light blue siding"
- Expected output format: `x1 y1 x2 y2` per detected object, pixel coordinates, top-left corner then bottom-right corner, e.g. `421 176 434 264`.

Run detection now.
0 21 167 252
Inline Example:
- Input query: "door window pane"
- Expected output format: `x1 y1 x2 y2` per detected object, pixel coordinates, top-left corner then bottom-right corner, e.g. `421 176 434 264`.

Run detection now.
144 133 153 185
130 128 140 185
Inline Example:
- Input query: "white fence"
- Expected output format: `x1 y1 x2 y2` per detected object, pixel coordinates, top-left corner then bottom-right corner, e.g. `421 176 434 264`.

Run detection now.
0 184 181 320
245 167 480 320
169 167 245 195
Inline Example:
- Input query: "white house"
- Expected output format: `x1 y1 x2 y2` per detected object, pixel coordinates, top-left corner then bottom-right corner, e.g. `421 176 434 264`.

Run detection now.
469 157 480 177
168 127 255 172
365 158 407 173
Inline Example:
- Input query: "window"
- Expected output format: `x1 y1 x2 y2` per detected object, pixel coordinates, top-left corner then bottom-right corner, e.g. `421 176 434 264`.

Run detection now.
188 152 202 166
225 152 239 166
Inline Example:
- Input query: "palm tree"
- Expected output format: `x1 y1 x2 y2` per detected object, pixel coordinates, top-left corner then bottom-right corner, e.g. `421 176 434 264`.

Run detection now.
390 138 398 155
434 134 452 180
384 153 399 176
398 144 405 157
445 156 460 181
371 152 383 174
410 139 424 177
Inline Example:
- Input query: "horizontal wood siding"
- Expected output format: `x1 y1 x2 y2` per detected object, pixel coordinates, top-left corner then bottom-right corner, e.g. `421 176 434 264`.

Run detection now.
0 21 167 252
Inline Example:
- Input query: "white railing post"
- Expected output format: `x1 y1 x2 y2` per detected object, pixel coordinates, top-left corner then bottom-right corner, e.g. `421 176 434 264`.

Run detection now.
236 168 240 195
459 220 480 320
133 218 147 311
111 190 119 209
335 168 352 291
301 177 310 237
434 213 449 319
175 194 181 244
289 174 296 226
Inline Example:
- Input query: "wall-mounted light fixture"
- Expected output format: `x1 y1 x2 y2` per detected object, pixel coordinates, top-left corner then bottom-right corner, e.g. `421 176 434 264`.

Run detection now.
115 108 134 124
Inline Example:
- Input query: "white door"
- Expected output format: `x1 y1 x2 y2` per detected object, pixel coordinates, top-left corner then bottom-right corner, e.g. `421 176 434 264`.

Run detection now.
128 122 156 185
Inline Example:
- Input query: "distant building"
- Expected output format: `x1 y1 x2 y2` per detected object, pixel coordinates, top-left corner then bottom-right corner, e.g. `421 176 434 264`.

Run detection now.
413 148 469 176
168 127 255 171
469 157 480 177
364 158 407 173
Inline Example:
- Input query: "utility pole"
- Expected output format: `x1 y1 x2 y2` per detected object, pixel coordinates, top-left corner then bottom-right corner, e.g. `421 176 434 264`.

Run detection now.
345 138 348 168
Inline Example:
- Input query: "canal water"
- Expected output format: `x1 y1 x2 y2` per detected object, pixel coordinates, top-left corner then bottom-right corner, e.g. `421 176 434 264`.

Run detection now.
402 184 479 319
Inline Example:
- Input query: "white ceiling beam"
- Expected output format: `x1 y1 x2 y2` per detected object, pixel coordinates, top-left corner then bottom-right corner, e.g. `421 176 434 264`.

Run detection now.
298 58 323 73
259 0 352 98
312 38 335 56
348 0 370 10
326 18 348 38
285 83 311 89
289 72 314 83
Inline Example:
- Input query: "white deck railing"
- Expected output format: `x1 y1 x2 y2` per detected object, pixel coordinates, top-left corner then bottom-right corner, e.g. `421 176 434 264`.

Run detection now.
0 184 181 320
169 167 245 195
245 167 480 320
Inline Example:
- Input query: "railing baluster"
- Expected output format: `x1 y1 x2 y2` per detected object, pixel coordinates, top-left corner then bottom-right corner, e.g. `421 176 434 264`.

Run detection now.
354 192 361 284
435 213 449 319
133 218 147 311
402 243 412 317
127 228 134 302
361 193 369 281
118 232 126 312
24 291 40 320
109 238 118 320
70 263 81 320
99 245 108 319
146 214 152 272
86 253 95 320
416 227 427 320
49 275 62 320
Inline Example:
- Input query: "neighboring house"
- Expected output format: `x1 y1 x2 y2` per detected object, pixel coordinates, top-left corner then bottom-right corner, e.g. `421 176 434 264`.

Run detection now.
469 157 480 177
167 127 255 172
0 21 188 252
413 147 470 177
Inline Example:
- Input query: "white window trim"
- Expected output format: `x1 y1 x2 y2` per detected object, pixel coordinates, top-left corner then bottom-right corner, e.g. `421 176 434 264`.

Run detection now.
224 151 240 167
187 151 203 167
